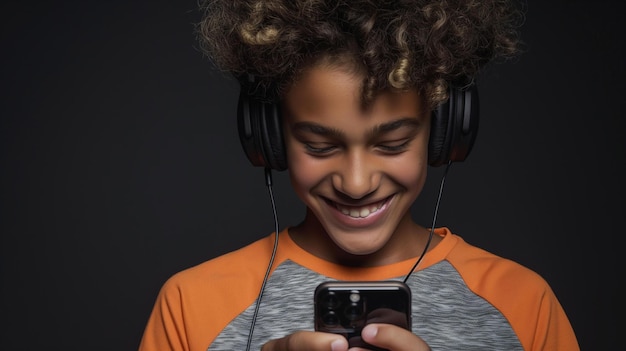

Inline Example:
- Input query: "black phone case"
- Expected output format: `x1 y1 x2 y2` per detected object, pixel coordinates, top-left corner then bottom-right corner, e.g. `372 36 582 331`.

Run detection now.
314 281 412 351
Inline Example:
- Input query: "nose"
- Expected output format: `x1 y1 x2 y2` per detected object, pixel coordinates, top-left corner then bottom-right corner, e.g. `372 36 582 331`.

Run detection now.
331 150 380 200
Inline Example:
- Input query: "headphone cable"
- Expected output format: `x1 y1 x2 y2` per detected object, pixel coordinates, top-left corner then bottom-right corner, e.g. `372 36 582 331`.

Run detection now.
246 167 280 351
404 160 452 284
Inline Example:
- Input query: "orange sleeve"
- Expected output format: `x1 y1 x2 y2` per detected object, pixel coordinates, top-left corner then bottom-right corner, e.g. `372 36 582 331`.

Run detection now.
138 234 281 351
448 237 579 351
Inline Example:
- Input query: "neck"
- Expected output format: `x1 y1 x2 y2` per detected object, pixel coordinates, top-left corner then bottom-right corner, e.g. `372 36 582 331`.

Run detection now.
289 209 437 267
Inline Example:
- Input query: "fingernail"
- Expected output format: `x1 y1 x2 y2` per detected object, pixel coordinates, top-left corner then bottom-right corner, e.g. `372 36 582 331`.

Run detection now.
361 324 378 341
331 338 347 351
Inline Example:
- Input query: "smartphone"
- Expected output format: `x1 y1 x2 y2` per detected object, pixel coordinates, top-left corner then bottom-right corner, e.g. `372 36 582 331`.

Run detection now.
314 280 412 350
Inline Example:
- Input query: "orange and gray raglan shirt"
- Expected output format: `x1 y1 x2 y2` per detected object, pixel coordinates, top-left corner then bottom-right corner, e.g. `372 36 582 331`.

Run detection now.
138 227 579 351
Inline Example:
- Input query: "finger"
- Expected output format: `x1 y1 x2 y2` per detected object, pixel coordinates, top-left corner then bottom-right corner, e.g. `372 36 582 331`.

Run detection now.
358 324 430 351
261 331 349 351
366 308 410 329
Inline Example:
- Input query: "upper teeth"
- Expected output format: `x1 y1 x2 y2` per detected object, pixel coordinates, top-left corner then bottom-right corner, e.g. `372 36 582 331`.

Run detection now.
337 202 383 218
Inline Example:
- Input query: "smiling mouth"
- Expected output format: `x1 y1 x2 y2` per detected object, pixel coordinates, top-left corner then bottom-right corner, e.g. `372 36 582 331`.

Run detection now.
331 197 390 219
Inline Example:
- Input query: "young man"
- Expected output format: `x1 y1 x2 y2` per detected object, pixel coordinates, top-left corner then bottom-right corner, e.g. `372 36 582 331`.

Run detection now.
139 1 580 350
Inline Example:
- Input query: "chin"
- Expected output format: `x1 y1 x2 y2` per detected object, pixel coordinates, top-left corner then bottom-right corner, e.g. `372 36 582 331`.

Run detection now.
331 232 389 256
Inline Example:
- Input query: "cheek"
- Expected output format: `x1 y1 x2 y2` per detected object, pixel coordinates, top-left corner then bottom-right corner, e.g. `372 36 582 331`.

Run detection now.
392 156 428 191
286 144 323 197
387 142 429 195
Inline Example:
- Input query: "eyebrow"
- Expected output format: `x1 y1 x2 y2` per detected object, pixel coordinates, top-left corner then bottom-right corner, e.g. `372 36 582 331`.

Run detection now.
292 117 421 139
371 118 421 135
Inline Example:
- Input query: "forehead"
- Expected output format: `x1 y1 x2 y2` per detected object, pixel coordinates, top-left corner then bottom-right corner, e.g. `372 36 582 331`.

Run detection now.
283 65 426 125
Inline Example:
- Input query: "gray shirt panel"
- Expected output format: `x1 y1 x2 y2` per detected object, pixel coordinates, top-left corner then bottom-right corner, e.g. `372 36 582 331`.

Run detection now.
209 259 522 351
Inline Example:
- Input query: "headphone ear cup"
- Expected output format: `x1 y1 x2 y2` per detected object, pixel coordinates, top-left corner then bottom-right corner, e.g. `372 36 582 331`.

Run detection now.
428 84 480 166
237 90 288 171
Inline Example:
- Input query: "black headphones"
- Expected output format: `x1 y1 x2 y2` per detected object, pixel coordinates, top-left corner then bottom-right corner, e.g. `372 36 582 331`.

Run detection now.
237 84 479 171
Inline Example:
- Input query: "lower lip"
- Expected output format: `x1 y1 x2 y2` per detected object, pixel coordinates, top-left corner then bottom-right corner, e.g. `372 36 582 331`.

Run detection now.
328 197 391 229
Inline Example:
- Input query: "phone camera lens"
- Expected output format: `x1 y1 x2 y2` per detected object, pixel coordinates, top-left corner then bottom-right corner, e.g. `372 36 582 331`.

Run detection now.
322 311 339 326
323 292 340 308
344 303 363 321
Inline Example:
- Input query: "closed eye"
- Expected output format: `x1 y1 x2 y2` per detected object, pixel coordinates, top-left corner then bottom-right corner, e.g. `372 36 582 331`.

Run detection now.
304 142 338 155
377 139 412 154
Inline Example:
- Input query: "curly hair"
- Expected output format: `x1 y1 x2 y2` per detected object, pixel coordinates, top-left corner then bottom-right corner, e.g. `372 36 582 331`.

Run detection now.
197 0 524 109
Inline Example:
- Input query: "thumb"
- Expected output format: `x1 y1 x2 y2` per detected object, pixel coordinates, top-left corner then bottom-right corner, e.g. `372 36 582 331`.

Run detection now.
359 324 430 351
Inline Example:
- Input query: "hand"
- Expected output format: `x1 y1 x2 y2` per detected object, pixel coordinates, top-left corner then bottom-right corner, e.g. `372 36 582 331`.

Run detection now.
261 331 349 351
349 324 431 351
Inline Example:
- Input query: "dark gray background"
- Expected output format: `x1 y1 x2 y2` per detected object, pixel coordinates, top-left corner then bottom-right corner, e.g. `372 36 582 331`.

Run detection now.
1 1 623 350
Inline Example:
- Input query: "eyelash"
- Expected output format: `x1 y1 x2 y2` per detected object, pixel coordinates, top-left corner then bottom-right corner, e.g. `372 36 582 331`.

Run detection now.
303 139 411 155
304 144 337 154
378 139 411 153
